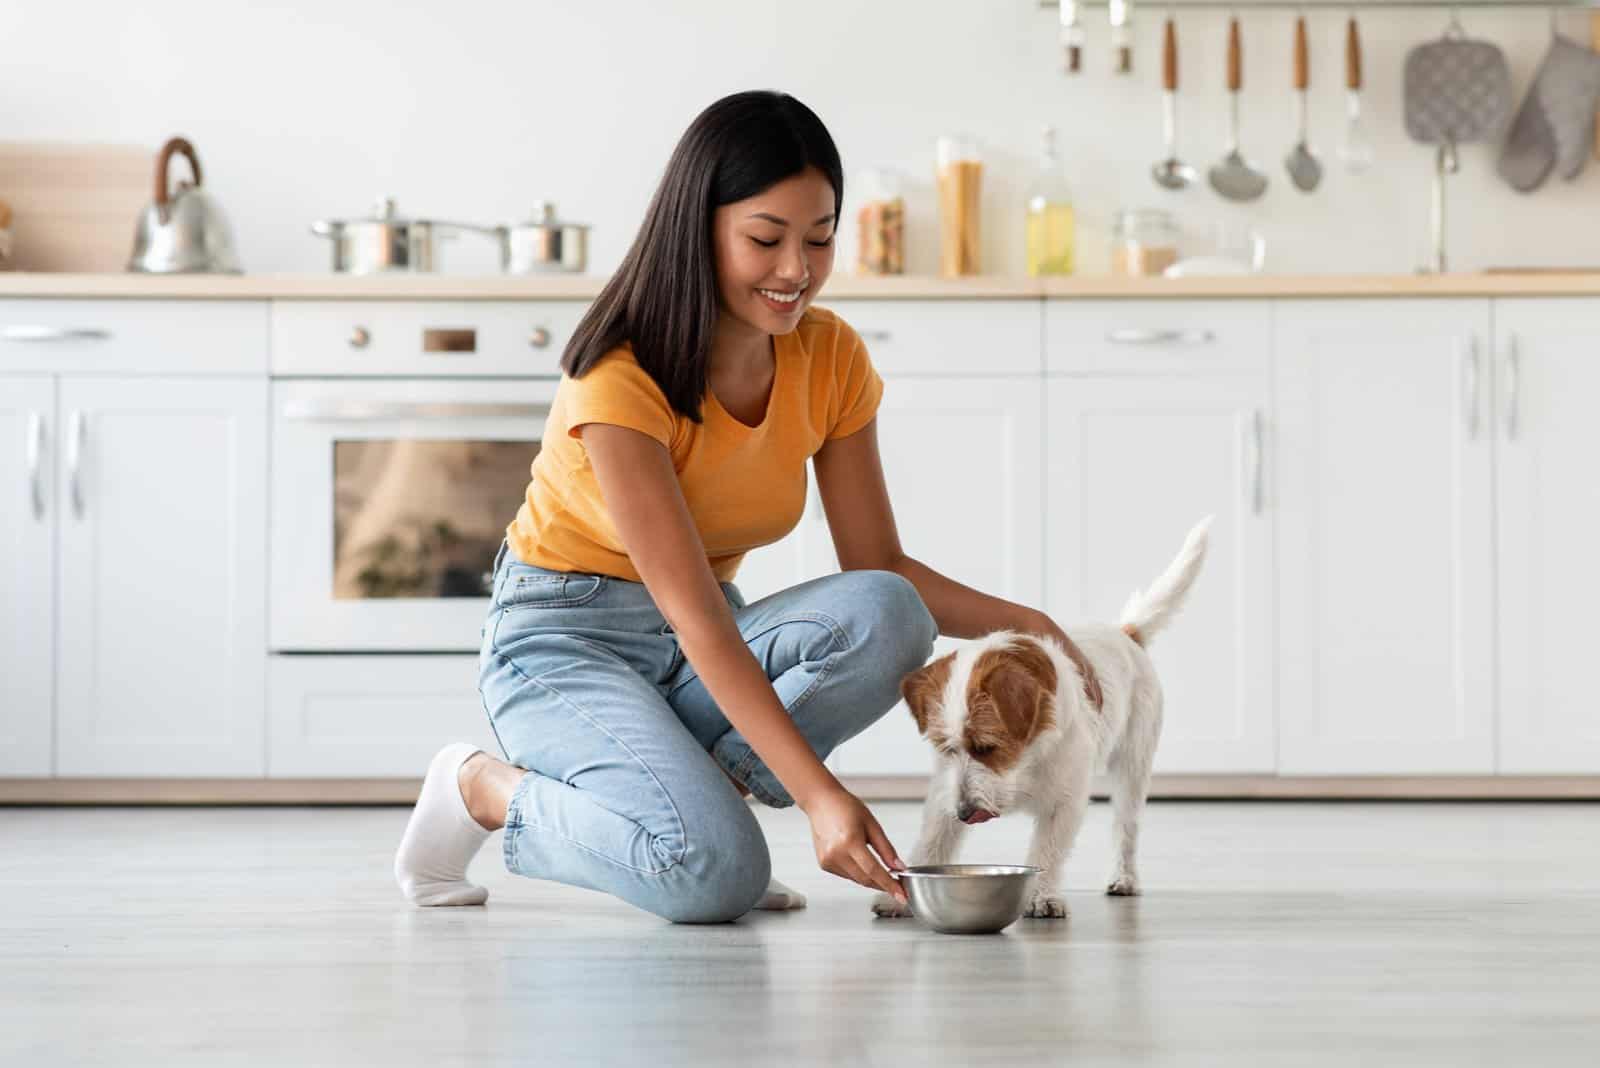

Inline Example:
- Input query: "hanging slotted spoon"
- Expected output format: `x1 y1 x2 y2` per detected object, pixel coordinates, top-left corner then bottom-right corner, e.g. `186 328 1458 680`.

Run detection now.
1209 16 1269 201
1285 15 1324 191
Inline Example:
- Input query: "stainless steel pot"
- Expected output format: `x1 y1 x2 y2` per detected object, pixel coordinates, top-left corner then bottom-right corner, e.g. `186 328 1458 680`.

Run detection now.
310 196 472 273
475 202 589 274
127 136 243 274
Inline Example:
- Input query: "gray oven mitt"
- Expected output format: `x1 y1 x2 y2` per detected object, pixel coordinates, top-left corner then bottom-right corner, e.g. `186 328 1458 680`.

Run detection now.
1498 33 1600 191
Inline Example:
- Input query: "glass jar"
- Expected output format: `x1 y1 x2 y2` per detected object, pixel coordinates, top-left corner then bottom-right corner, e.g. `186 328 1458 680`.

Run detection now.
855 168 905 276
936 134 983 277
1111 208 1181 277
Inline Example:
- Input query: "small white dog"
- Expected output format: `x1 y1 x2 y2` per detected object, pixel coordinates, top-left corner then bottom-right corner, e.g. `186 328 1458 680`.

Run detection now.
873 516 1212 920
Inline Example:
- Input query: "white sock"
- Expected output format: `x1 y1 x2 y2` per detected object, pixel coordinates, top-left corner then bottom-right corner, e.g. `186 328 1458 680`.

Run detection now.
755 876 807 911
394 743 493 907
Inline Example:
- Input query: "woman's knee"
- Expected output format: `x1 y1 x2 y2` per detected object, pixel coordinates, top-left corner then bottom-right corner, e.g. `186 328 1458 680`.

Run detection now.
654 796 771 924
844 570 937 672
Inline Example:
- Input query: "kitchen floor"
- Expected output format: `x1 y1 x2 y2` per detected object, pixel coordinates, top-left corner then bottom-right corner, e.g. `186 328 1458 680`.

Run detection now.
3 800 1596 1066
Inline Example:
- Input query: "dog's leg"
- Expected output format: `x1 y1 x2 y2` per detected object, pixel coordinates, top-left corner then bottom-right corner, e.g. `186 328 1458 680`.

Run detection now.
872 797 968 918
1106 687 1161 896
1022 786 1090 919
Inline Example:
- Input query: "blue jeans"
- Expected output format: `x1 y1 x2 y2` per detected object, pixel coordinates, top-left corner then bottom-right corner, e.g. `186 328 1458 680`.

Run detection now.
477 541 938 924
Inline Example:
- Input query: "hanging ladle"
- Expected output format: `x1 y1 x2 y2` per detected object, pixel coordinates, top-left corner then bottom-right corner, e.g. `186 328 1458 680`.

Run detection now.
1152 15 1197 189
1209 15 1269 201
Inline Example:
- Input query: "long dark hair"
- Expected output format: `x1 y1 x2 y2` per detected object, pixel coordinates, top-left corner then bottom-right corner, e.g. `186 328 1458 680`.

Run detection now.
560 90 844 423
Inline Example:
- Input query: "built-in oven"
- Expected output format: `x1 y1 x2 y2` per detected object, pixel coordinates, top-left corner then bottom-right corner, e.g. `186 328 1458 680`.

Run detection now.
268 301 583 653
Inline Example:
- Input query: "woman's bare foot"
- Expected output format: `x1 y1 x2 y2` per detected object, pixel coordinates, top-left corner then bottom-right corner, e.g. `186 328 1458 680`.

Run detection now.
457 752 526 831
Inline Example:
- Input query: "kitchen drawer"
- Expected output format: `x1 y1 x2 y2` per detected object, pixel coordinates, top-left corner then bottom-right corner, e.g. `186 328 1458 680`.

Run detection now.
271 300 590 377
821 299 1041 375
0 300 267 374
268 655 501 777
1045 300 1268 375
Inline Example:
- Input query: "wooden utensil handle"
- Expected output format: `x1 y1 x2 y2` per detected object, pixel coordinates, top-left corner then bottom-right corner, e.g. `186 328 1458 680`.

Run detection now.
1347 17 1363 91
1228 17 1242 93
1293 17 1309 90
154 137 201 207
1163 17 1178 92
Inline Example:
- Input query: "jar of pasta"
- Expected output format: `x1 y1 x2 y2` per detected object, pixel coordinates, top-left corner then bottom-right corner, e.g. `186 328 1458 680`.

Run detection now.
855 169 904 276
1111 208 1180 277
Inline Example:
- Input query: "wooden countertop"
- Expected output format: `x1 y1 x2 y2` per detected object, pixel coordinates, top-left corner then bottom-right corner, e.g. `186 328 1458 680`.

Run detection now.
4 271 1600 300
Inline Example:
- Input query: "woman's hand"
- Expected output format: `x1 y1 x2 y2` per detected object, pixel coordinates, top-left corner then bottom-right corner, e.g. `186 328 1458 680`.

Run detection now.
799 785 908 903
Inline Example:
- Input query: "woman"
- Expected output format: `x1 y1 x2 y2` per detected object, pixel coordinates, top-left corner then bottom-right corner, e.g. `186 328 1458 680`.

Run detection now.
394 90 1091 924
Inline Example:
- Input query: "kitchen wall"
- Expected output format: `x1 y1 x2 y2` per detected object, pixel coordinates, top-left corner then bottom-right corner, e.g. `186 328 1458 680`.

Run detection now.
9 1 1597 276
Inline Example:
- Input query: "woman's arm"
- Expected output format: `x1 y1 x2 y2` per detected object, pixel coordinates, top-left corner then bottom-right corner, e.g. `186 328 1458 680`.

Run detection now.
812 420 1100 700
578 422 907 899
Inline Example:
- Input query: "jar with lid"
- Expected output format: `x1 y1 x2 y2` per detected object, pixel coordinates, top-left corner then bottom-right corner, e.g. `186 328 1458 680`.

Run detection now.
855 168 904 275
1111 208 1181 277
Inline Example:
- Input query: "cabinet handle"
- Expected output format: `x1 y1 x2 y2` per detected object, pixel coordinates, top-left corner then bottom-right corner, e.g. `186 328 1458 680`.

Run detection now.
282 400 551 422
26 411 44 520
349 326 372 349
1105 327 1216 346
67 410 85 518
1503 334 1520 442
856 329 893 344
1 325 112 342
1243 408 1264 516
1460 335 1480 440
529 326 552 349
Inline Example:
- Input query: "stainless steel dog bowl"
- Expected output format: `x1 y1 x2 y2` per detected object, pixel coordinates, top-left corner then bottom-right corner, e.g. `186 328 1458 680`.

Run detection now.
894 864 1042 934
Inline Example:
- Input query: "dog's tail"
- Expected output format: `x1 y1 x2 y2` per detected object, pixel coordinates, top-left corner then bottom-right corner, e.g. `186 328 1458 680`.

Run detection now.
1118 515 1213 648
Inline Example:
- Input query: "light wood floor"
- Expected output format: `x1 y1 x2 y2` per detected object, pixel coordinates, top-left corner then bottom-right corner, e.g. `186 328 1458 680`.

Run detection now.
3 801 1597 1066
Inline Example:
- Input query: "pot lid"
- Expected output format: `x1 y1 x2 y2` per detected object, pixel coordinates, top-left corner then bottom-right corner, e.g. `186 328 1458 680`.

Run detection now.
514 200 588 230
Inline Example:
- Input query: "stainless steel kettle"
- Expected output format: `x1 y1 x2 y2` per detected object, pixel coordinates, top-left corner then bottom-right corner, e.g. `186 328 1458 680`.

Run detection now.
127 137 242 274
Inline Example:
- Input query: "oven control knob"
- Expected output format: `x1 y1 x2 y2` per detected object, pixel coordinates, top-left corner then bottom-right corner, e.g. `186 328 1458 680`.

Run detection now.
529 326 551 349
349 326 371 349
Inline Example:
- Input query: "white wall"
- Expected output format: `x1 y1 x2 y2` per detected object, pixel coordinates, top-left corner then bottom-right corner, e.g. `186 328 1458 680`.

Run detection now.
11 1 1598 276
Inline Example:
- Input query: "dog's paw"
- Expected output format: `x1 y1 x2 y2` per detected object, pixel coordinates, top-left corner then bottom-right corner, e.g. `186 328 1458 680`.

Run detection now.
1105 873 1141 897
871 892 913 919
1025 892 1069 919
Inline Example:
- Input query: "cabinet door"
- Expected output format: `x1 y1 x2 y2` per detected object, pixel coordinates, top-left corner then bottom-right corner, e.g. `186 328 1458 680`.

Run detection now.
55 377 268 777
828 377 1044 778
1045 376 1274 773
1493 300 1600 772
268 655 501 777
0 376 55 776
1275 301 1495 773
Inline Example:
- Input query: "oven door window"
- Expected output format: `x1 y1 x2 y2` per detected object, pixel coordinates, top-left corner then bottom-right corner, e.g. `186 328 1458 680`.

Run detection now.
332 438 536 599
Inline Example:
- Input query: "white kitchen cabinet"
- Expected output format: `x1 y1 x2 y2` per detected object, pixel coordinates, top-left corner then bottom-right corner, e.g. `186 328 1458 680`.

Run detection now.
1275 301 1495 774
0 376 56 775
268 655 500 776
827 376 1045 778
53 377 268 777
1491 300 1600 773
1044 375 1274 773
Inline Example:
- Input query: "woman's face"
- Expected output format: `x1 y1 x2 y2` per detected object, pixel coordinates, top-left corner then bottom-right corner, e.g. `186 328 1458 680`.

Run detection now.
712 166 837 336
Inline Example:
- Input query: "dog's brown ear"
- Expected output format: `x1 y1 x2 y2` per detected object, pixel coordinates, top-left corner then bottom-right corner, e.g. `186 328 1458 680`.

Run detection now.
973 644 1058 743
900 652 955 736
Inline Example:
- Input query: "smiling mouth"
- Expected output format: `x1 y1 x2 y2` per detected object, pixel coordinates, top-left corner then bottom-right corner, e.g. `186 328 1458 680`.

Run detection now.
756 285 807 305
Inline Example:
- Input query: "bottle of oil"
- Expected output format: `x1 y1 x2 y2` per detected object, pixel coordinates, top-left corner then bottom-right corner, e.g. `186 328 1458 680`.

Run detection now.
1025 125 1075 276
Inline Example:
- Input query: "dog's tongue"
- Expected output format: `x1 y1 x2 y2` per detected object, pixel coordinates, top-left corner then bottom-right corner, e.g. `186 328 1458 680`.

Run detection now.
962 809 997 825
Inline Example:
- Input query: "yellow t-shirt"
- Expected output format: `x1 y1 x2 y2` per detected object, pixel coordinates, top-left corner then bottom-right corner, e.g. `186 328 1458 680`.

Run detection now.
506 304 884 583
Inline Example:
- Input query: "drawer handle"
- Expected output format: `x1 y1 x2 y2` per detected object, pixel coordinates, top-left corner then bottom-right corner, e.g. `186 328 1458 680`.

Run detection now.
349 326 372 349
529 326 552 349
282 400 551 422
856 329 893 344
2 325 112 342
1105 328 1215 346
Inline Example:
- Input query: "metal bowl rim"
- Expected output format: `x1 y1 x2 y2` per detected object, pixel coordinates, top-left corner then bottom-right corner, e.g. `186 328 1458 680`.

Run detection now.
893 864 1042 879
